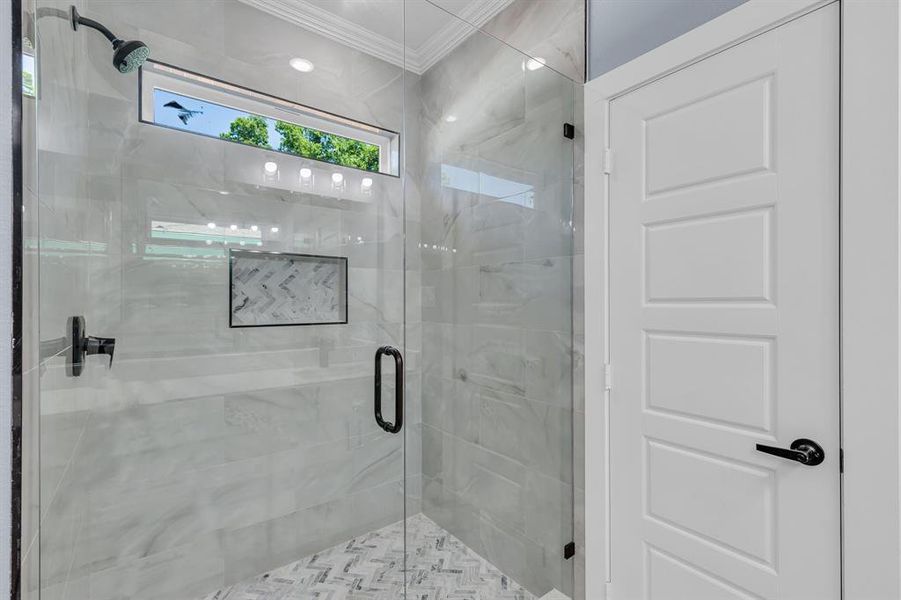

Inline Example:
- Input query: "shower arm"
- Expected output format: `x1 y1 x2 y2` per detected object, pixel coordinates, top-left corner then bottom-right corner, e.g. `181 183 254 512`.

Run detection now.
71 7 121 46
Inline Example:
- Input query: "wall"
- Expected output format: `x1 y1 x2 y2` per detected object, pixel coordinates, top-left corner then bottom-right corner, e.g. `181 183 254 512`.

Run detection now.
415 1 581 595
588 0 747 78
27 1 420 598
842 1 901 597
434 0 585 82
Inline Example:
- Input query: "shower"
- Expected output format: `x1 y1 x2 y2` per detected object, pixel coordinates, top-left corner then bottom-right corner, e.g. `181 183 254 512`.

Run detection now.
17 1 579 598
69 5 149 73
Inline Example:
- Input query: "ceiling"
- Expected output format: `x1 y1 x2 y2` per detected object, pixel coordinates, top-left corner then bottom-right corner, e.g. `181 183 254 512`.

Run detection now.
238 0 515 74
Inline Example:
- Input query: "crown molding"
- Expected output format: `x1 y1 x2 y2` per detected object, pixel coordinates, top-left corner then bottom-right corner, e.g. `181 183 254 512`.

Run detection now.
416 0 515 72
236 0 514 75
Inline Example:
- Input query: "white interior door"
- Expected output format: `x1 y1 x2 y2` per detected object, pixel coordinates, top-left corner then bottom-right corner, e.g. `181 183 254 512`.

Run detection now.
608 4 840 599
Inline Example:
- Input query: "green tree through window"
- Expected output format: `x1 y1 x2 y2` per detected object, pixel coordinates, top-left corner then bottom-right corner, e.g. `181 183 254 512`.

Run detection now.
275 121 380 172
217 114 380 172
275 121 327 162
219 115 271 148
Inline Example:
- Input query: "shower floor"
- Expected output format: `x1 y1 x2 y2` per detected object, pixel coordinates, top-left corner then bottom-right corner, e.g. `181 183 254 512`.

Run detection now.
200 513 538 600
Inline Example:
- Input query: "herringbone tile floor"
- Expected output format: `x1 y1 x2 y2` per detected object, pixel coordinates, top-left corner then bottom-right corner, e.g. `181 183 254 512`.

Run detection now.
202 514 536 600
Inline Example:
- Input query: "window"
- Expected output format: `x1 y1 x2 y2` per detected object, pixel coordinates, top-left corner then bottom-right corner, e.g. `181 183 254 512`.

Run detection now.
139 60 399 176
22 43 35 97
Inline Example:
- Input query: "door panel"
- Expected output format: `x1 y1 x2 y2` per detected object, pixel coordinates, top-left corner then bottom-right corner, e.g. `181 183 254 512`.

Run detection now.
31 1 408 597
609 4 840 599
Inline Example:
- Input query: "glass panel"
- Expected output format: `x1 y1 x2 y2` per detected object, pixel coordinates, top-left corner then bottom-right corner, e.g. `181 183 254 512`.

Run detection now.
27 1 406 598
406 2 576 598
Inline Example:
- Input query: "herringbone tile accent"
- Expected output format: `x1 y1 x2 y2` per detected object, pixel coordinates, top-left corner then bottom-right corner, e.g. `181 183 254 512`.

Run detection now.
202 514 536 600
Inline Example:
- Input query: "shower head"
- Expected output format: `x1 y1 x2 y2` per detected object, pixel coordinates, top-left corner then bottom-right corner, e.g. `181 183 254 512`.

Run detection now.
70 5 149 73
112 40 150 73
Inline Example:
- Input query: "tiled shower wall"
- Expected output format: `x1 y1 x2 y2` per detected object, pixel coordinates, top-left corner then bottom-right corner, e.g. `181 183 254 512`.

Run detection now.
416 1 585 596
28 1 419 598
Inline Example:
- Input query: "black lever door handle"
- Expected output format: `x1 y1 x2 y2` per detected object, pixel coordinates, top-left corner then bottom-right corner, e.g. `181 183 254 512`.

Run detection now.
756 438 825 466
374 345 403 434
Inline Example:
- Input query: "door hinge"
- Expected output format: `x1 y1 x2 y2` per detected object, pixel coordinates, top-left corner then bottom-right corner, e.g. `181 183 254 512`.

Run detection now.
605 363 613 390
564 541 575 559
839 448 844 473
603 148 613 175
563 122 575 139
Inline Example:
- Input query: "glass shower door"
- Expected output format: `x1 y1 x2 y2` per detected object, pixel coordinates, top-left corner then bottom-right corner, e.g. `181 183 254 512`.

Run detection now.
26 1 407 598
407 2 577 598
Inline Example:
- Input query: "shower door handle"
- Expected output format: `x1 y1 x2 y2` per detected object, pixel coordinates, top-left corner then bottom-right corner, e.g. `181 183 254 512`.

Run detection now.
374 345 403 434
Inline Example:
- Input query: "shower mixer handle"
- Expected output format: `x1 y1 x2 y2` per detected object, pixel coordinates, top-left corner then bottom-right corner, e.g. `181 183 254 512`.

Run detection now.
68 316 116 377
84 335 116 367
756 438 825 466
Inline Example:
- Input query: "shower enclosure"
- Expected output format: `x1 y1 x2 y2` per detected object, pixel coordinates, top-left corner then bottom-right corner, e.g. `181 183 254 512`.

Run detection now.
19 1 577 598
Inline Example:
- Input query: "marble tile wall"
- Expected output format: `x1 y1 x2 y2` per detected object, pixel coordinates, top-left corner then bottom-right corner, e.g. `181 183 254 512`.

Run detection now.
30 1 420 598
414 3 581 597
432 0 586 82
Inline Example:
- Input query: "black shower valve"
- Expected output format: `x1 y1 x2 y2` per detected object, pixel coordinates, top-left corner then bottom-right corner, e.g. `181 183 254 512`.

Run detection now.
68 316 115 377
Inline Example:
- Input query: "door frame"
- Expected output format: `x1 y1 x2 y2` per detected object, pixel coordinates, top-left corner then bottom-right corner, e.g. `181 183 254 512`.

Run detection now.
584 0 901 598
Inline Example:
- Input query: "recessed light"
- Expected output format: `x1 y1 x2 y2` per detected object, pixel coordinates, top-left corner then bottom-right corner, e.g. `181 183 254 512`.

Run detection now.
444 115 458 123
331 172 344 184
207 222 216 229
271 226 279 233
289 57 315 73
526 57 546 71
230 224 238 231
264 161 278 174
218 190 229 195
361 177 373 188
250 225 259 232
300 167 312 179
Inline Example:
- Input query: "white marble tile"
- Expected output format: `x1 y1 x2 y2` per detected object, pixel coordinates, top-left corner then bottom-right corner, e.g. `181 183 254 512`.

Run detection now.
440 0 585 83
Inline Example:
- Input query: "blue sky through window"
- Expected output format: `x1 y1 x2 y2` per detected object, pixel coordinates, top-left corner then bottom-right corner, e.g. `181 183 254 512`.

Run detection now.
153 89 283 146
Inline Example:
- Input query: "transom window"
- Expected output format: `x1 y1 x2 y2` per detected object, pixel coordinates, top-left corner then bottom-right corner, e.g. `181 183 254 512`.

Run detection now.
139 60 399 176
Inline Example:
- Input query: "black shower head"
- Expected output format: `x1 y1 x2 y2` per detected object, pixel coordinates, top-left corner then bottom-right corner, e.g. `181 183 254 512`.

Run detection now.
70 5 150 73
111 39 150 73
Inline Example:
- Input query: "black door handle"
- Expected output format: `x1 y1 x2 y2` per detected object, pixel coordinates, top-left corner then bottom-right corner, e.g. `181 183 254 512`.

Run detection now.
756 438 825 466
374 345 403 434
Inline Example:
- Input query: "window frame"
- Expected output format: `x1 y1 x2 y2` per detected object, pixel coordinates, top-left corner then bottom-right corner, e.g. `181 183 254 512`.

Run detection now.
138 59 400 177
